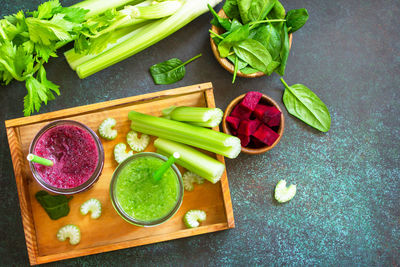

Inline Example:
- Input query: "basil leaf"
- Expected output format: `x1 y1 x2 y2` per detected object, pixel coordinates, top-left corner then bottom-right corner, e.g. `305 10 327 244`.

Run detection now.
286 8 309 33
35 191 72 220
281 78 331 132
248 0 276 22
276 23 289 76
251 24 281 60
218 24 249 58
223 0 241 21
149 54 202 85
233 39 272 73
208 4 231 31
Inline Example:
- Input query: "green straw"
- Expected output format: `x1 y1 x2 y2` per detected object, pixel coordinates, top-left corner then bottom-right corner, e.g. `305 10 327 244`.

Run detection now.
153 152 180 182
27 153 54 167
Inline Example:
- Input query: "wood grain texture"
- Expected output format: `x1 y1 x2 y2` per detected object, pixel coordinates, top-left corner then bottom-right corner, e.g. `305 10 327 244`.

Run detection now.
5 83 235 265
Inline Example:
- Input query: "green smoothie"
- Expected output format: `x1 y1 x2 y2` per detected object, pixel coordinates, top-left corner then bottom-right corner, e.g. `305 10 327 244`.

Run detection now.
115 155 181 223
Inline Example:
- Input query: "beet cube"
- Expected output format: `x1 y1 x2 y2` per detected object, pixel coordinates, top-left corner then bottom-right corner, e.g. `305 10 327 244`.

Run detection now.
253 124 280 146
238 134 250 147
250 136 266 148
254 104 281 127
226 116 240 130
230 104 252 120
241 91 262 111
238 119 261 136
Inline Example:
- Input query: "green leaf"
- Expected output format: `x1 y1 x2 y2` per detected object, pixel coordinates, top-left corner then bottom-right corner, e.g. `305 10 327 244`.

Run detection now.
55 6 89 24
281 78 331 132
150 54 202 85
233 39 272 73
227 54 247 69
276 23 289 76
223 0 240 20
239 66 259 74
251 24 281 60
33 0 61 19
208 4 231 31
232 55 239 83
268 0 285 19
286 8 309 33
35 190 72 220
218 24 249 58
237 0 252 24
247 0 276 22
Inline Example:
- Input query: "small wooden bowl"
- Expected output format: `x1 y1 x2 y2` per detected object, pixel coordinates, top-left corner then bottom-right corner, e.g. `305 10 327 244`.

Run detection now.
222 94 284 154
210 9 293 78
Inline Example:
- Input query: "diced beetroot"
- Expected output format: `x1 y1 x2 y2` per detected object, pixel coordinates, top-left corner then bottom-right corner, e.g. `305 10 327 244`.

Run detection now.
238 134 250 147
238 119 261 136
253 104 281 127
253 124 280 146
230 104 252 120
226 116 240 130
250 136 266 148
241 91 262 111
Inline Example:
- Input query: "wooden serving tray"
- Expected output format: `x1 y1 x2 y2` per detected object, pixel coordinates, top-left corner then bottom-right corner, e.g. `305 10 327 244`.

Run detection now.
5 82 235 265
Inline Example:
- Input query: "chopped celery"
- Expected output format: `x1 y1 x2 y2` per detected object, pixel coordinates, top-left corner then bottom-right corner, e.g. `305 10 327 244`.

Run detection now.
163 106 223 128
154 138 225 183
75 0 223 78
129 111 241 159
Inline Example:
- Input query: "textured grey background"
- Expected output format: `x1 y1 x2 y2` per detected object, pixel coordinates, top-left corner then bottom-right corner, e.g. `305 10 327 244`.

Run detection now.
1 0 399 266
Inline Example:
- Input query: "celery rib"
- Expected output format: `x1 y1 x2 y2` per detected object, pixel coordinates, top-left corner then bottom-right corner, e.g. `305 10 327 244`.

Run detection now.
155 138 225 183
129 111 241 159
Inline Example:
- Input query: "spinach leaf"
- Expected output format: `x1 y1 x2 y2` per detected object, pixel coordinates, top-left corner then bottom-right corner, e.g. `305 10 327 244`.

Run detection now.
286 8 309 33
240 66 259 74
276 23 289 76
268 0 286 19
248 0 276 22
208 4 231 31
251 24 281 60
223 0 241 20
218 25 250 58
233 39 272 73
281 78 331 132
150 54 202 85
35 190 72 220
237 0 252 24
230 19 243 31
227 54 248 69
232 56 239 83
266 60 280 75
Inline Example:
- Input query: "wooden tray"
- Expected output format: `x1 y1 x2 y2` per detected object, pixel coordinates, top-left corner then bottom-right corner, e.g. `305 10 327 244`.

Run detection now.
5 82 235 265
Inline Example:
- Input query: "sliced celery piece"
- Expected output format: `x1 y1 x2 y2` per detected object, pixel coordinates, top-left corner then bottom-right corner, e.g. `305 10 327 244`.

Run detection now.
154 138 225 183
129 111 241 159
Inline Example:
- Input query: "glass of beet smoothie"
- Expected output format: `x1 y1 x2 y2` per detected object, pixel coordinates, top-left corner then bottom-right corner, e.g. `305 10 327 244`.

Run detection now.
110 152 184 227
29 120 104 194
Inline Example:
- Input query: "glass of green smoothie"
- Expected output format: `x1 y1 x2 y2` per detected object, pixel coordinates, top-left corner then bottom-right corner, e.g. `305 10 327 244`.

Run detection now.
110 152 184 227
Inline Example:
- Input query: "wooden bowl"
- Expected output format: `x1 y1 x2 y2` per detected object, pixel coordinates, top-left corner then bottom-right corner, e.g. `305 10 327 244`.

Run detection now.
210 9 293 78
222 94 284 154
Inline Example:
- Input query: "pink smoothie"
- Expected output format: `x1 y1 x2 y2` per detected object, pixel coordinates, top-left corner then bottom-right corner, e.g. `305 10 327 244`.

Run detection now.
33 124 99 189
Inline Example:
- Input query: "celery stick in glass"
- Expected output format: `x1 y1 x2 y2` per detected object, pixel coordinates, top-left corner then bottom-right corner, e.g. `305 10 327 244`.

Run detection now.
154 138 225 183
163 106 223 127
129 111 241 159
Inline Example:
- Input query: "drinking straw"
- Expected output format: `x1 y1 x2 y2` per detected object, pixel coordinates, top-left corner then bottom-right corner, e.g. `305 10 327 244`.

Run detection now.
27 153 54 166
153 152 180 182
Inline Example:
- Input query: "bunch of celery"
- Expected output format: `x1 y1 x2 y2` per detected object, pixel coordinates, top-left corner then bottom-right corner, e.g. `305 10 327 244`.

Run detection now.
65 0 222 79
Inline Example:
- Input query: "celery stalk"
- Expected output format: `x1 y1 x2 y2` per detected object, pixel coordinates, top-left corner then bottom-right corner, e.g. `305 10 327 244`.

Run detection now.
154 138 225 183
129 111 241 159
75 0 222 78
163 106 223 127
72 0 145 18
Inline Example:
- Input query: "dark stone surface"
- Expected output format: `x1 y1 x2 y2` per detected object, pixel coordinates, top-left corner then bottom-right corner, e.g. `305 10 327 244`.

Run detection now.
1 0 399 266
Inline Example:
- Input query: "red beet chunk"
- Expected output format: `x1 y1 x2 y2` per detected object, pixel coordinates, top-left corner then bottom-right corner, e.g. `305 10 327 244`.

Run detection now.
230 104 252 120
238 134 250 147
253 124 280 146
254 104 281 127
250 136 266 148
241 91 262 111
238 119 261 136
226 116 240 130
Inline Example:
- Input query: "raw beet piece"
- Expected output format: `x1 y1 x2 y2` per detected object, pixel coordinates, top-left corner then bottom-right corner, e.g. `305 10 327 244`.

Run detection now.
226 116 240 130
250 136 266 148
241 91 262 111
253 124 280 146
230 104 252 120
238 134 250 147
238 119 261 136
254 104 281 127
